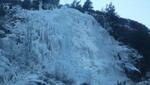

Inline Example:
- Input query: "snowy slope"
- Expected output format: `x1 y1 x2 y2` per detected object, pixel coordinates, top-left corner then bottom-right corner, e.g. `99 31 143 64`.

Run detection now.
0 7 142 85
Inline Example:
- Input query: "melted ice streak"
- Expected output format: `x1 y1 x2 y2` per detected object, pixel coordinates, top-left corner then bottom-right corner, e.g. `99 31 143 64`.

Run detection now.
0 7 141 85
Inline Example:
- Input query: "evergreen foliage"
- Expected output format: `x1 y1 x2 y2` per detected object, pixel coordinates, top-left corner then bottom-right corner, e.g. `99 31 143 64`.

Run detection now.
71 0 83 12
83 0 93 11
105 2 116 16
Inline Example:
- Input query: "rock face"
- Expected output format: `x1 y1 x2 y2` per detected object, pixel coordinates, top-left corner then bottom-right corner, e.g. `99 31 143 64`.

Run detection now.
0 7 142 85
91 10 150 77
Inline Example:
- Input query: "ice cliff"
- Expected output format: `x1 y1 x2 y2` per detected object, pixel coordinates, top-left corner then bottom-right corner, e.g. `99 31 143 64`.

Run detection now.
0 7 142 85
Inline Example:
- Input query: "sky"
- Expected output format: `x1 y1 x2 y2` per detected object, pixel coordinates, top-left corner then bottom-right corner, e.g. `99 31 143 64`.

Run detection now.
60 0 150 28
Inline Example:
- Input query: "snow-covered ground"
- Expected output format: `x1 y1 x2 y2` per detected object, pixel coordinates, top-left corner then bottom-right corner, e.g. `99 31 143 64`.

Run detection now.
0 7 142 85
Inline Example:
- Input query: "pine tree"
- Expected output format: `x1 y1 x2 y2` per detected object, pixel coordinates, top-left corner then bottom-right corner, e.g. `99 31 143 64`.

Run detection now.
83 0 93 12
105 2 116 16
71 0 79 8
71 0 82 11
71 0 76 8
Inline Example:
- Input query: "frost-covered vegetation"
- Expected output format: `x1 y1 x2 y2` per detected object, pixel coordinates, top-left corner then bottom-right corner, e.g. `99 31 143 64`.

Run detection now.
0 0 150 85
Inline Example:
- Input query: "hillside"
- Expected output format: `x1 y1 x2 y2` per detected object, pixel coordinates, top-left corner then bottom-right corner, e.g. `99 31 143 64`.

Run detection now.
88 10 150 78
0 7 144 85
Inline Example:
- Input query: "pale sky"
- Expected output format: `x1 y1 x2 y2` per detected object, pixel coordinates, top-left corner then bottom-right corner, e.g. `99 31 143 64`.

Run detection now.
60 0 150 28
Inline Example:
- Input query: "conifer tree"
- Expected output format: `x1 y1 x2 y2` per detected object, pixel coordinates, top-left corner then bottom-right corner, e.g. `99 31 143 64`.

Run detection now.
105 2 116 16
71 0 82 11
83 0 93 11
